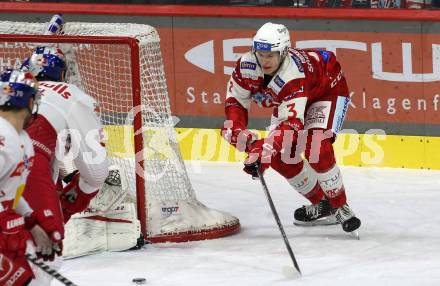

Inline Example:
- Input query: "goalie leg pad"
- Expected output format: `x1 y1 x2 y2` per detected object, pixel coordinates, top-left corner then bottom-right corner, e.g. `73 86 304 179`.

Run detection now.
62 217 107 259
63 203 141 259
104 203 141 252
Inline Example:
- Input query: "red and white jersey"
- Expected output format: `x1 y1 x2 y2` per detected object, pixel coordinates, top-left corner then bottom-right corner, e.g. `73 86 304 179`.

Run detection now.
0 117 34 216
226 47 338 130
26 81 108 194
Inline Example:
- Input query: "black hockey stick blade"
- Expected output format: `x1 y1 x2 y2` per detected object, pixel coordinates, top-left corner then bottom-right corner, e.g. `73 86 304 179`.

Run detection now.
257 170 302 276
26 254 78 286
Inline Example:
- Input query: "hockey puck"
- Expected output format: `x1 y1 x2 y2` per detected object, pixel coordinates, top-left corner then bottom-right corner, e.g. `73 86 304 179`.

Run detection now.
132 278 147 284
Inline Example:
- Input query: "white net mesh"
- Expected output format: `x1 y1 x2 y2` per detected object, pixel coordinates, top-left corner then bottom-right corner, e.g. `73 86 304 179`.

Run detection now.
0 21 239 242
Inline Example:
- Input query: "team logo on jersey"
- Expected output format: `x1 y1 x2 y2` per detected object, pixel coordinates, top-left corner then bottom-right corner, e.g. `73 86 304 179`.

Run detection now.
10 155 34 177
240 61 257 70
274 76 285 89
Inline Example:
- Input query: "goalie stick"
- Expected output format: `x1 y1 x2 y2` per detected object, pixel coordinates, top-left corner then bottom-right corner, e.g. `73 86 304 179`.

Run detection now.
257 169 302 276
25 254 78 286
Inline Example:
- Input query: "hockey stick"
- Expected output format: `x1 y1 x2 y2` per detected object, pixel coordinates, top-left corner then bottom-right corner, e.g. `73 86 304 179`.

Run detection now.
25 254 78 286
257 169 302 275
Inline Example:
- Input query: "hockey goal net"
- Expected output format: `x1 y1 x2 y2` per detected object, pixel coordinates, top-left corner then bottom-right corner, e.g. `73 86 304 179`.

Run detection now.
0 21 240 242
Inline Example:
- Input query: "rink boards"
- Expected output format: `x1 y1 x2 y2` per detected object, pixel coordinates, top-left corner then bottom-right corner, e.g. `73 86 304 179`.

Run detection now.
103 126 440 170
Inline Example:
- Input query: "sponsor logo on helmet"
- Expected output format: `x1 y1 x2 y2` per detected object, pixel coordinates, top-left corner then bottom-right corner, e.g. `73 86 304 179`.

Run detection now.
240 61 257 70
0 136 4 148
254 41 271 52
274 76 285 88
277 27 288 35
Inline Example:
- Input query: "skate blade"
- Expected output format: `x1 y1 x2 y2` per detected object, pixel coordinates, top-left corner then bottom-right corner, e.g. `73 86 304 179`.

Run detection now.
350 231 360 240
294 215 338 226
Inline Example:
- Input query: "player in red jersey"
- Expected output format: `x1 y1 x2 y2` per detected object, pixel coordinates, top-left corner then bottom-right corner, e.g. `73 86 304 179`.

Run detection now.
221 22 361 234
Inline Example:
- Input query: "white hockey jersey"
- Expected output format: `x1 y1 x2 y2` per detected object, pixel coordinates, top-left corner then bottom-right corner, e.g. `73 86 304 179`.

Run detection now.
0 117 34 216
31 81 108 193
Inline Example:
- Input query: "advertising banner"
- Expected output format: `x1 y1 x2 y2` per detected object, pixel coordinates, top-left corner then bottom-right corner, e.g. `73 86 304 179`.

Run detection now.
160 27 440 135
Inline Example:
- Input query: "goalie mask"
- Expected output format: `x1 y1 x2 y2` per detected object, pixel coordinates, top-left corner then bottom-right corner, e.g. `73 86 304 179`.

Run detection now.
21 46 67 82
252 22 291 60
0 69 39 109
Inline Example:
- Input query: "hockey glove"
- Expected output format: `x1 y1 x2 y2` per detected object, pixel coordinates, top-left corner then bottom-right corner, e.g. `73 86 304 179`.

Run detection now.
221 120 257 152
0 210 32 261
0 209 34 280
243 139 278 178
25 209 64 261
0 253 34 286
60 171 98 223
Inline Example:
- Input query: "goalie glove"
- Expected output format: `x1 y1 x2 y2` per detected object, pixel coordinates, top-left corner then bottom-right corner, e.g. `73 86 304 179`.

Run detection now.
88 165 128 212
60 172 98 223
45 14 64 35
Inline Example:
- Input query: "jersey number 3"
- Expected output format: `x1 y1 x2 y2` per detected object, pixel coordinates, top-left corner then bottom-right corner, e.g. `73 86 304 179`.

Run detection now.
287 102 297 119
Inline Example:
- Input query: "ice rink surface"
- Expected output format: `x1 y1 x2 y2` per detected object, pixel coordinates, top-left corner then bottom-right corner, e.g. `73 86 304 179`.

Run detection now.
53 162 440 286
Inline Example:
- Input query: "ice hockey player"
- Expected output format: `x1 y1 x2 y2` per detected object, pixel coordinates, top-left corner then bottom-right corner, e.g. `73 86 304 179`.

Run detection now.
221 22 361 234
0 69 57 286
22 14 141 262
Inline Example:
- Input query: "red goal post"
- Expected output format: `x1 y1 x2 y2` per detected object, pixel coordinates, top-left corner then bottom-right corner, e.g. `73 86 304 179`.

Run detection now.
0 22 240 243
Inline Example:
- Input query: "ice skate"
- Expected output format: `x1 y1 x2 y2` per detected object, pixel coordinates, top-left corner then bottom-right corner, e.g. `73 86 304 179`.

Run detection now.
294 199 337 226
333 204 361 239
